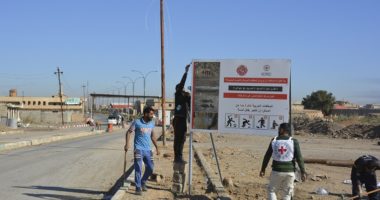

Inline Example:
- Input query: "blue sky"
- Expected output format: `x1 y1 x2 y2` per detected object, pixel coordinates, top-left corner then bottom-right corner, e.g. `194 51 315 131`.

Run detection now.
0 0 379 104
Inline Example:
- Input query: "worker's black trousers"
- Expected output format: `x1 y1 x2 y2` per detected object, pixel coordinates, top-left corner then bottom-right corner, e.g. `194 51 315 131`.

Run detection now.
351 167 379 200
173 116 187 162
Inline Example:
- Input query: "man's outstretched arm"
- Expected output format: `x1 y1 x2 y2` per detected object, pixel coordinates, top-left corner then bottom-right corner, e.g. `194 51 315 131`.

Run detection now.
176 64 190 91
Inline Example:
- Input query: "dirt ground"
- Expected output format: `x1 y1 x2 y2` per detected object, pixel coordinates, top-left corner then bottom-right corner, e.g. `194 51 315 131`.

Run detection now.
120 132 380 200
0 125 11 132
121 139 218 200
193 133 380 200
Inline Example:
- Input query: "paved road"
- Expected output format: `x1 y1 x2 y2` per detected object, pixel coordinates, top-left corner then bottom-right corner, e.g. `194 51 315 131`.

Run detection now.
0 127 94 144
0 129 130 200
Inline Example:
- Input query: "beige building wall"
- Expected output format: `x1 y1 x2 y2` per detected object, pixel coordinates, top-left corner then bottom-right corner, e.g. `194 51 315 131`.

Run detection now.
0 96 83 111
0 95 84 124
291 103 324 119
152 99 175 111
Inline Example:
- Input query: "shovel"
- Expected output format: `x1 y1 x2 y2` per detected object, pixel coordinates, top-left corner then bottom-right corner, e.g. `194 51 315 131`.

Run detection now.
346 188 380 200
122 151 127 187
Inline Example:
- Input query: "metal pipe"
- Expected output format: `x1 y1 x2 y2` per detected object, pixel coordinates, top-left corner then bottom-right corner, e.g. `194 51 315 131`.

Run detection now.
210 132 223 184
188 131 193 195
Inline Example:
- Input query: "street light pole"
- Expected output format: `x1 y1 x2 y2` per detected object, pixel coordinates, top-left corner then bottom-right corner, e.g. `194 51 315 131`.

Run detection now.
116 81 131 110
122 76 143 107
131 70 158 103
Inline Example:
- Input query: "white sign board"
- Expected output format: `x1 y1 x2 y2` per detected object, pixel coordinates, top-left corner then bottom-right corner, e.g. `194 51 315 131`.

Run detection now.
190 59 290 135
65 98 81 105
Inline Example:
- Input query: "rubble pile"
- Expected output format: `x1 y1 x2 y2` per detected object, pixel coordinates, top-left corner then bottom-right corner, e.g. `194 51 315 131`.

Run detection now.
293 117 380 139
307 119 343 135
293 117 343 135
333 124 380 139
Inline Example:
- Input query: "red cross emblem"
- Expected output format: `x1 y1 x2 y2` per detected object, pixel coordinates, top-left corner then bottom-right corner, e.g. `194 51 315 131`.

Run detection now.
278 146 287 155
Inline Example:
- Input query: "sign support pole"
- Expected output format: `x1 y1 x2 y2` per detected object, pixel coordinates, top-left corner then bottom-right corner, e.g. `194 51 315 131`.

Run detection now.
210 132 223 183
188 131 193 195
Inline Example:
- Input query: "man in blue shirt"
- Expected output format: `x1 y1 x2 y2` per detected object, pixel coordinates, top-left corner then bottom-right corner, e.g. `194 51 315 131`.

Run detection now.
125 106 160 195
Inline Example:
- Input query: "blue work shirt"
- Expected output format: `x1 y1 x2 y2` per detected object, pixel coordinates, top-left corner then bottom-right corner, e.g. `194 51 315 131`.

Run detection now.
128 118 155 151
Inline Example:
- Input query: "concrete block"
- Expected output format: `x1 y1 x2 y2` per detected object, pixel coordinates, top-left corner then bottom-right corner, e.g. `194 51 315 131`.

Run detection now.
172 172 183 183
172 183 183 193
172 173 187 184
173 162 187 172
151 173 164 183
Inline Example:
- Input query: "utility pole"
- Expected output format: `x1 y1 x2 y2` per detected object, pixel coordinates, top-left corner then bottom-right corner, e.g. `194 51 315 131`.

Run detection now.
82 84 86 117
54 67 64 125
160 0 166 146
86 81 89 113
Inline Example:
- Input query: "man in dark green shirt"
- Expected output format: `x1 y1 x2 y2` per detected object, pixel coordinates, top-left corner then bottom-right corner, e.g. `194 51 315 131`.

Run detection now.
260 123 306 200
351 155 380 200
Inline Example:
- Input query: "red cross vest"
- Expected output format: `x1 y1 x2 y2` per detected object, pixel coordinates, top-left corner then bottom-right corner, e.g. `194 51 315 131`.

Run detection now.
271 136 294 162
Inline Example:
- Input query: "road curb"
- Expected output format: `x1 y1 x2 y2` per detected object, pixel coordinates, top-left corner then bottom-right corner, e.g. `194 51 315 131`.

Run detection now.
0 130 106 152
0 140 32 152
0 130 25 135
193 144 232 200
58 124 90 129
110 187 127 200
110 160 135 200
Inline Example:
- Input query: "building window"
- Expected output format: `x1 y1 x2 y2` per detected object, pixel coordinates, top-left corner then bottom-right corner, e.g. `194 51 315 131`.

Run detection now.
43 101 46 106
48 102 62 106
28 101 31 105
169 103 172 107
33 101 36 105
23 101 26 105
38 101 41 105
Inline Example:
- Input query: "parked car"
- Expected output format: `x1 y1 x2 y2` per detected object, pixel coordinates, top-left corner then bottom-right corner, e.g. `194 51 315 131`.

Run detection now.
108 113 122 125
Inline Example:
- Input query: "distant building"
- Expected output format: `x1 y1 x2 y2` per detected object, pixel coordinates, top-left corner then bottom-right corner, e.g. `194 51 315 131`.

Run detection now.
0 89 84 125
333 100 359 110
0 95 83 111
110 103 132 110
152 99 175 126
291 101 304 112
153 98 175 111
364 104 380 109
291 101 324 119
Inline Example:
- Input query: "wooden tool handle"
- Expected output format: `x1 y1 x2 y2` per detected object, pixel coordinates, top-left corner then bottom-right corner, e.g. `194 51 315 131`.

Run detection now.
347 188 380 200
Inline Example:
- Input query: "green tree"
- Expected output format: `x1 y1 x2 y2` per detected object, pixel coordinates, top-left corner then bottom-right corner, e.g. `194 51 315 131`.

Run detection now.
302 90 336 116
